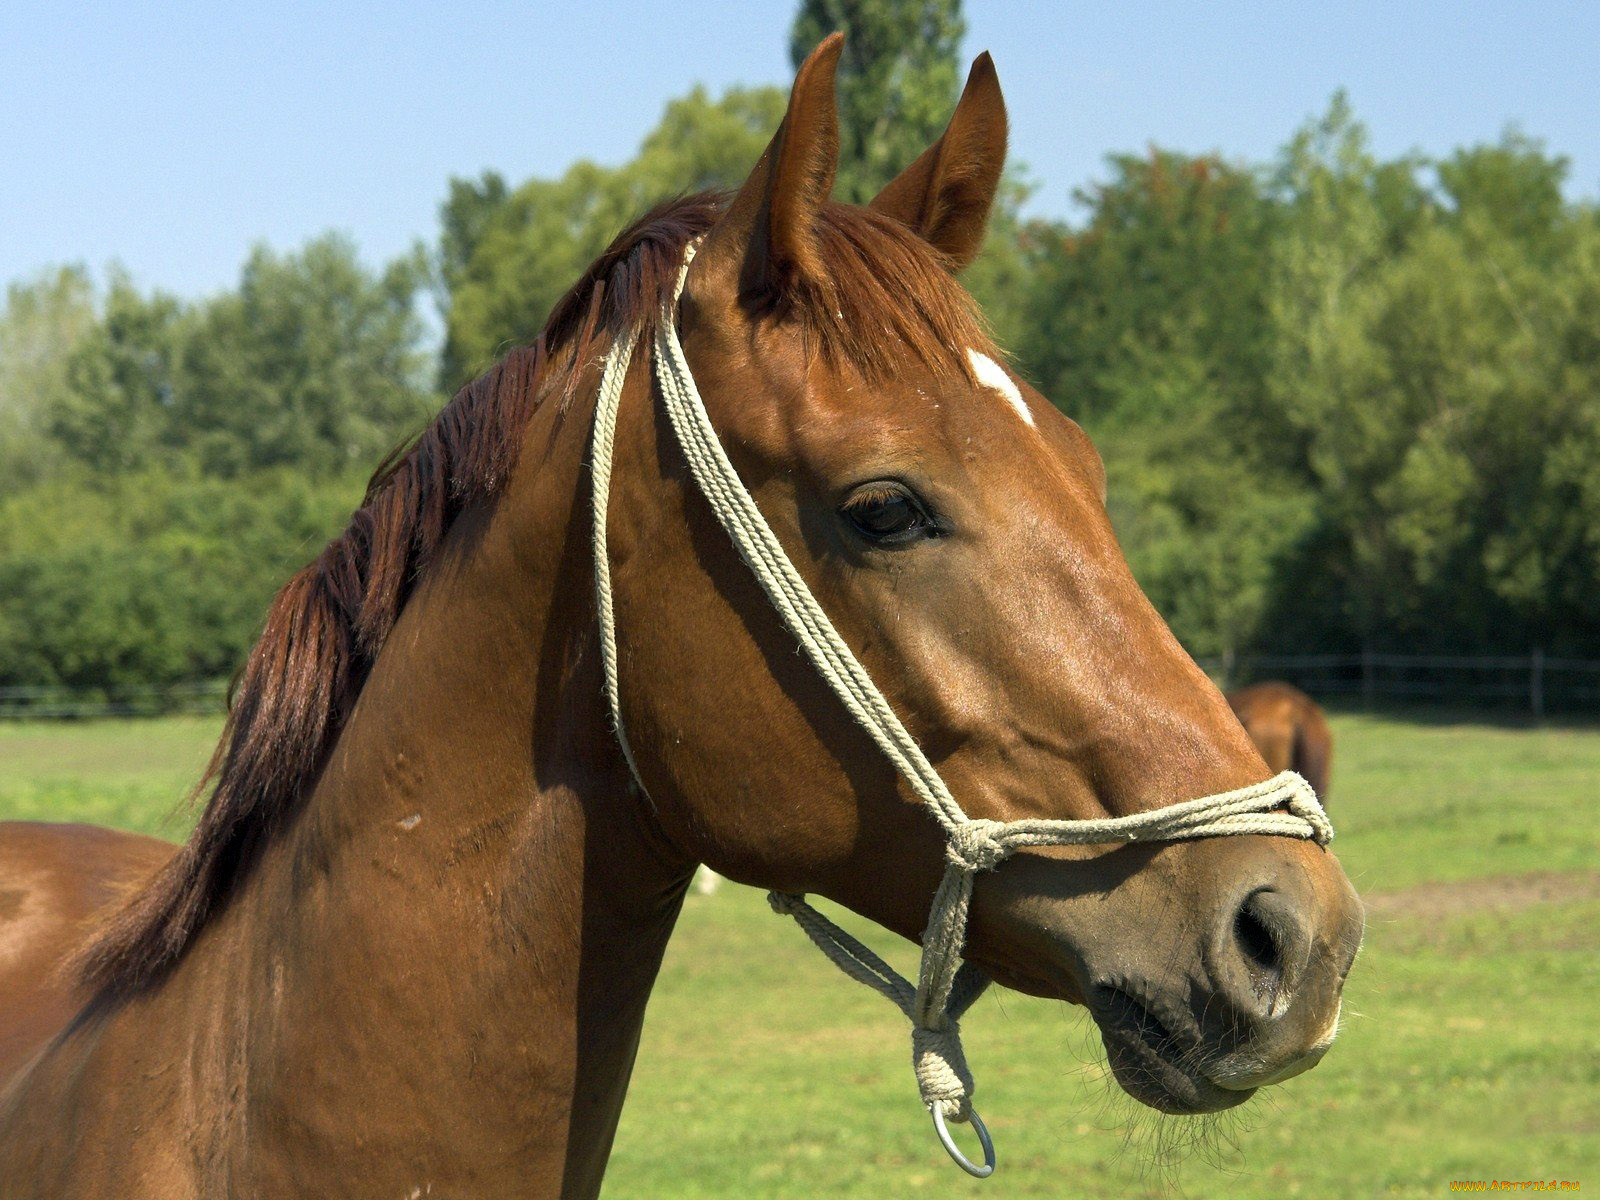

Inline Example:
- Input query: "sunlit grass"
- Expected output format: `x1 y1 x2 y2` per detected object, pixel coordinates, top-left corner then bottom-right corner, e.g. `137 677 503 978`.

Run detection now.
0 715 219 837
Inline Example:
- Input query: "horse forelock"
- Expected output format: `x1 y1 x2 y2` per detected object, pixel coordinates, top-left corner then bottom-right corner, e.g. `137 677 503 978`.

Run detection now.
76 189 992 998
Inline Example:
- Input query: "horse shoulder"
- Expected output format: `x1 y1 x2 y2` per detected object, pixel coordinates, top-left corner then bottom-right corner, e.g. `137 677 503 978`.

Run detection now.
0 822 175 1089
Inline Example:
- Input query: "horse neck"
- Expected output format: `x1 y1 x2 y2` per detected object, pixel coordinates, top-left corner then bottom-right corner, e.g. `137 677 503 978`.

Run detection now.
51 375 695 1197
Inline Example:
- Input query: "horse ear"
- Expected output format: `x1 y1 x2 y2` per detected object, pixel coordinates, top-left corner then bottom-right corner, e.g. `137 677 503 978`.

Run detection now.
870 52 1008 271
699 34 842 297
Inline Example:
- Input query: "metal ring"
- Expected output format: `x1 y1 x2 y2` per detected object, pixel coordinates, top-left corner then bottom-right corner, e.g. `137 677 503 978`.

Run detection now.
930 1103 996 1178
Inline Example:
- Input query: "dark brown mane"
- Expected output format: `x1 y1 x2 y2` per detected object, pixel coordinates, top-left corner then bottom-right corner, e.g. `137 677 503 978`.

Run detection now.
78 191 987 997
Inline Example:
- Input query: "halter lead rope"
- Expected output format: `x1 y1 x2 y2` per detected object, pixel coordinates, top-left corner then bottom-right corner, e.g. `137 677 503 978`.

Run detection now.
590 244 1334 1177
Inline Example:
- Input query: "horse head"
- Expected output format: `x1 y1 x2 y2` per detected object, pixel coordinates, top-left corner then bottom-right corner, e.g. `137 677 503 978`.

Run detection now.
601 35 1363 1124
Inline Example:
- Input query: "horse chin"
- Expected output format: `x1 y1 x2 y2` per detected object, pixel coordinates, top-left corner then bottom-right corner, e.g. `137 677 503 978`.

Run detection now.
1088 985 1252 1115
979 959 1250 1115
1099 1026 1252 1115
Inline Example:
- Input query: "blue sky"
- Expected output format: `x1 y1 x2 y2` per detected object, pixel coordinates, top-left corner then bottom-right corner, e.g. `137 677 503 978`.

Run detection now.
3 1 1596 299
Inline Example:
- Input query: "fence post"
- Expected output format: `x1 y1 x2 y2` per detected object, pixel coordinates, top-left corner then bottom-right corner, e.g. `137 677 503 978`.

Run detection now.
1530 646 1545 719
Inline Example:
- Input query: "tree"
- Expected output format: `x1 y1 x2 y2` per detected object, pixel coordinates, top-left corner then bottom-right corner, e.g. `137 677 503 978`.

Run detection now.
1437 131 1569 257
789 0 966 204
47 273 187 474
1259 98 1600 655
1366 203 1600 651
10 38 1600 696
439 3 1047 379
175 234 433 477
0 232 436 693
1008 148 1302 657
1259 96 1426 650
1017 150 1277 430
437 171 509 305
0 266 98 487
0 465 364 690
39 237 432 481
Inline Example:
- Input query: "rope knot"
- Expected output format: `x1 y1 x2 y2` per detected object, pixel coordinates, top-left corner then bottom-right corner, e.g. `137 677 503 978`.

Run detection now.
1271 772 1334 845
767 891 805 916
1287 794 1335 846
912 1024 975 1121
946 819 1008 872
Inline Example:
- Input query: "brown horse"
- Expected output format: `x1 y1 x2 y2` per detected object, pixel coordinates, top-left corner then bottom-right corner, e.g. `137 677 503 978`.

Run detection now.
0 39 1361 1197
1228 682 1335 802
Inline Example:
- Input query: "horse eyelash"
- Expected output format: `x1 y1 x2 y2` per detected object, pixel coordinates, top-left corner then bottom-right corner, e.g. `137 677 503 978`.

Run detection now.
842 483 910 511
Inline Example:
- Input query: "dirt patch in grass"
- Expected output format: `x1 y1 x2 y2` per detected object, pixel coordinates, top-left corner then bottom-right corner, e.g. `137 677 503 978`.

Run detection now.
1363 869 1600 922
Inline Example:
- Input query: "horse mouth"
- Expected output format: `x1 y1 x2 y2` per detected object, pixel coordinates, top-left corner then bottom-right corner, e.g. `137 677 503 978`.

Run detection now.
1090 983 1250 1115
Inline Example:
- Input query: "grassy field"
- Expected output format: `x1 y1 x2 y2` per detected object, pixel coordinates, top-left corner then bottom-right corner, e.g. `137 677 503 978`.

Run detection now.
2 710 1597 1196
0 715 219 837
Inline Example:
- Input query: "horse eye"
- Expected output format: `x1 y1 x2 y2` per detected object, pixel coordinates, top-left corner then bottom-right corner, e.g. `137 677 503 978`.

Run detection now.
841 483 937 545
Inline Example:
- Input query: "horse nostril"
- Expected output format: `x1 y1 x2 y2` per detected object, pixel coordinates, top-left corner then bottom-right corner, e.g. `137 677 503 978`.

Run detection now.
1231 889 1289 1008
1234 894 1282 974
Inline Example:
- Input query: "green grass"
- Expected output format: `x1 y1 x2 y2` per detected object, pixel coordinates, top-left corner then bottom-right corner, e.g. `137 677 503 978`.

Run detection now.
0 715 220 837
2 710 1596 1196
1328 709 1600 891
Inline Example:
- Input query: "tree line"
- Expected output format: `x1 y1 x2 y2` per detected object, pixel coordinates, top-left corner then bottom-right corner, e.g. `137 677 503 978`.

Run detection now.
2 0 1596 700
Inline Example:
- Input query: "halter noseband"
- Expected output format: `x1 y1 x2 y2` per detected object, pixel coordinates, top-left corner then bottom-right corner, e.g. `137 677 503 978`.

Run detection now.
589 243 1333 1178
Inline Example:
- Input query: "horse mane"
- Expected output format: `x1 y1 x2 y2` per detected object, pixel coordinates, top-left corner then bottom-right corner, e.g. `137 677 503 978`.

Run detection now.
78 191 988 998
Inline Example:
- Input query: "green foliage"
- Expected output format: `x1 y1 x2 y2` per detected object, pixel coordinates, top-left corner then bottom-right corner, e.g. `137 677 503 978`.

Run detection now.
37 237 431 480
440 0 1022 383
47 273 188 474
1438 130 1570 254
1255 103 1600 653
0 467 364 690
0 266 98 487
956 167 1037 351
175 236 433 476
0 237 429 692
1019 150 1277 430
1010 95 1600 659
1012 149 1299 657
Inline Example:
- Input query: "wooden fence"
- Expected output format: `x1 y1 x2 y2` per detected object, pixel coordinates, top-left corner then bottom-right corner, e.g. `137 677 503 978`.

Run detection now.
0 679 228 720
1 652 1596 720
1201 651 1600 716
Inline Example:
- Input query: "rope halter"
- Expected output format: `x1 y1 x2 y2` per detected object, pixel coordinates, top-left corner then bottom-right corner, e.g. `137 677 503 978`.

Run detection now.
589 242 1334 1178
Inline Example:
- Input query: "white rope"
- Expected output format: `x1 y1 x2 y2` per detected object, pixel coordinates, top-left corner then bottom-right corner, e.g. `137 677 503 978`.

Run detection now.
589 242 1334 1152
591 325 646 788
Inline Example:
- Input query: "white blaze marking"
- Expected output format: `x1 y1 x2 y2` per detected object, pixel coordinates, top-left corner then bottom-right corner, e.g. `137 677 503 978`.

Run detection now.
967 348 1033 426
